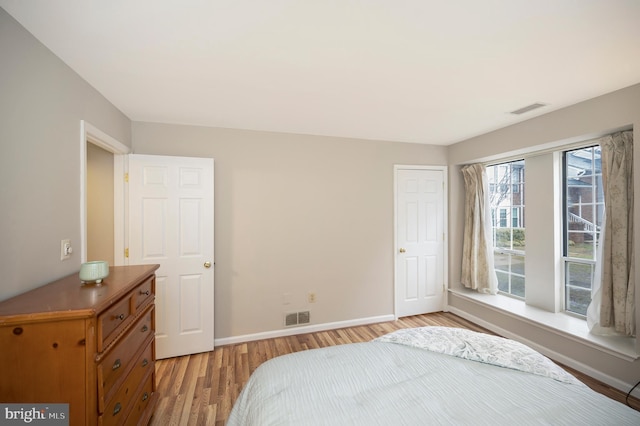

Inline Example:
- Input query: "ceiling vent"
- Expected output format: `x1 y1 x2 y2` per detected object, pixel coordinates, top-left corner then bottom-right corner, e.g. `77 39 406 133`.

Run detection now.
510 103 547 115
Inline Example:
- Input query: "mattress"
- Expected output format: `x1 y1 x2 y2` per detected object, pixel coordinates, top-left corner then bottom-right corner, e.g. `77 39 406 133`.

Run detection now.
227 327 640 425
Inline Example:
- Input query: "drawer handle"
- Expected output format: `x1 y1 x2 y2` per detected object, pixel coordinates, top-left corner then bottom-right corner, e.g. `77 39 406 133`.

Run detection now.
140 289 150 296
113 402 122 416
114 313 125 321
142 358 149 367
141 325 149 333
112 359 121 371
142 392 149 402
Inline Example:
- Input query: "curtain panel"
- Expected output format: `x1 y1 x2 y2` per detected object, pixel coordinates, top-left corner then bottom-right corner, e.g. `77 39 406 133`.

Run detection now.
461 164 498 294
598 130 635 336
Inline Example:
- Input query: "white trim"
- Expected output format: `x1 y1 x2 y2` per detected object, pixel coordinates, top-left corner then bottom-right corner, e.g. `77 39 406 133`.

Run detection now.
83 122 129 153
114 156 127 266
80 120 130 264
214 314 395 347
447 302 640 399
393 165 448 319
80 124 87 263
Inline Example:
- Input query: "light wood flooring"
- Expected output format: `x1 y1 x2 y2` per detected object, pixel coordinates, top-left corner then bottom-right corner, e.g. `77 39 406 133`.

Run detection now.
149 312 639 425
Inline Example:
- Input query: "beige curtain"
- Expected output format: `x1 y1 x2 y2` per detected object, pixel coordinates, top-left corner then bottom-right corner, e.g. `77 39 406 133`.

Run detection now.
461 164 498 294
599 130 634 336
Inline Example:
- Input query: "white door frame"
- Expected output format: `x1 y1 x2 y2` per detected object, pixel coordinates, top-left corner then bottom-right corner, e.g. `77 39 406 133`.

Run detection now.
393 165 448 319
80 120 130 265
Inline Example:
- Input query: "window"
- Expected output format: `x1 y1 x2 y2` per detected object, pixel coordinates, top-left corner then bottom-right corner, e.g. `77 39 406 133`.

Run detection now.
499 209 507 227
563 146 603 316
488 160 525 298
485 148 602 312
455 130 635 360
485 143 604 315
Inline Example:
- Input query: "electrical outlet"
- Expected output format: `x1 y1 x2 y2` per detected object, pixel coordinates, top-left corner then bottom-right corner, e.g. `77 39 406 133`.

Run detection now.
308 292 316 303
60 239 73 260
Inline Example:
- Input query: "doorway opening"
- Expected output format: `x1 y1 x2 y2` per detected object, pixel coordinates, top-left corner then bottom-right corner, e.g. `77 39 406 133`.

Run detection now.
80 120 130 264
86 143 115 263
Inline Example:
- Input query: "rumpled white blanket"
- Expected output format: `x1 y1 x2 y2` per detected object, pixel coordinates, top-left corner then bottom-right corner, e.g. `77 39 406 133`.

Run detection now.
375 326 581 384
228 328 640 425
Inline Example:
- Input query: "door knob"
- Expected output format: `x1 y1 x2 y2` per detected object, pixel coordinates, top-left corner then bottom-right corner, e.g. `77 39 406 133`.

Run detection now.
204 261 212 268
399 248 406 253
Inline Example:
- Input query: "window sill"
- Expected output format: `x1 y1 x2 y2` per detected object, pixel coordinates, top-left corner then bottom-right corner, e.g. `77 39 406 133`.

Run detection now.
448 288 638 361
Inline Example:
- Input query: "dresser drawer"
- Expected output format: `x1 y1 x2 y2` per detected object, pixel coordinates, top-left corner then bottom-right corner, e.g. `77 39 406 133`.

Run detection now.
100 341 155 426
98 278 155 352
98 307 154 412
98 294 133 352
133 276 154 312
123 373 156 426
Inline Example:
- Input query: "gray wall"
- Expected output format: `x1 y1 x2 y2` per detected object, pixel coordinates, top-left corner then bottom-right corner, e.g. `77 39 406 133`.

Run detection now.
132 123 447 339
0 8 131 299
447 83 640 391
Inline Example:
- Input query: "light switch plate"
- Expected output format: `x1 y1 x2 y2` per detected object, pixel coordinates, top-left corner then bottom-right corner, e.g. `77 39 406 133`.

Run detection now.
61 239 72 260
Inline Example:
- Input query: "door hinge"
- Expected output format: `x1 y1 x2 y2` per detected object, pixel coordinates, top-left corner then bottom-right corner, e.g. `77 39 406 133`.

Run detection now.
124 173 129 183
124 248 129 258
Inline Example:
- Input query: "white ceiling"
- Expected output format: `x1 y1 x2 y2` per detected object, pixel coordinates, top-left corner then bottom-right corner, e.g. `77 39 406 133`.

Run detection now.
2 1 640 145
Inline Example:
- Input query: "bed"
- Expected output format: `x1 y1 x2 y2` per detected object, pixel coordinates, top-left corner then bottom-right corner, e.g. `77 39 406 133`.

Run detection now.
227 326 640 425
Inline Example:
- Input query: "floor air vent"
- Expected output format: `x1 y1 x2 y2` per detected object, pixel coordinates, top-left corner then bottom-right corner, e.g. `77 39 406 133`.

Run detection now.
285 311 310 327
298 311 310 324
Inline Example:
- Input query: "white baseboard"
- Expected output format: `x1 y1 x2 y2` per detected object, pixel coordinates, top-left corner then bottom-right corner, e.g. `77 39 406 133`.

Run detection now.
214 314 396 347
448 306 640 400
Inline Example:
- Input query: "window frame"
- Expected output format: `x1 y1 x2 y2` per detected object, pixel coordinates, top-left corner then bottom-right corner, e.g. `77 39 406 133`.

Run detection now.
487 160 526 299
482 136 613 318
561 145 603 317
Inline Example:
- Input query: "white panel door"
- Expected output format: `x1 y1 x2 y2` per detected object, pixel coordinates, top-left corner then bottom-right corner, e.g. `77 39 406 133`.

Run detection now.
128 154 214 359
395 167 445 317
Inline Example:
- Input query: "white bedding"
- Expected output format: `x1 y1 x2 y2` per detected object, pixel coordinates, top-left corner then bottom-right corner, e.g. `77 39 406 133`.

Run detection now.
227 327 640 425
374 326 580 384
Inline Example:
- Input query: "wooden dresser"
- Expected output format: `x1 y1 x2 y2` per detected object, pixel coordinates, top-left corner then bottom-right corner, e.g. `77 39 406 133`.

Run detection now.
0 264 160 426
